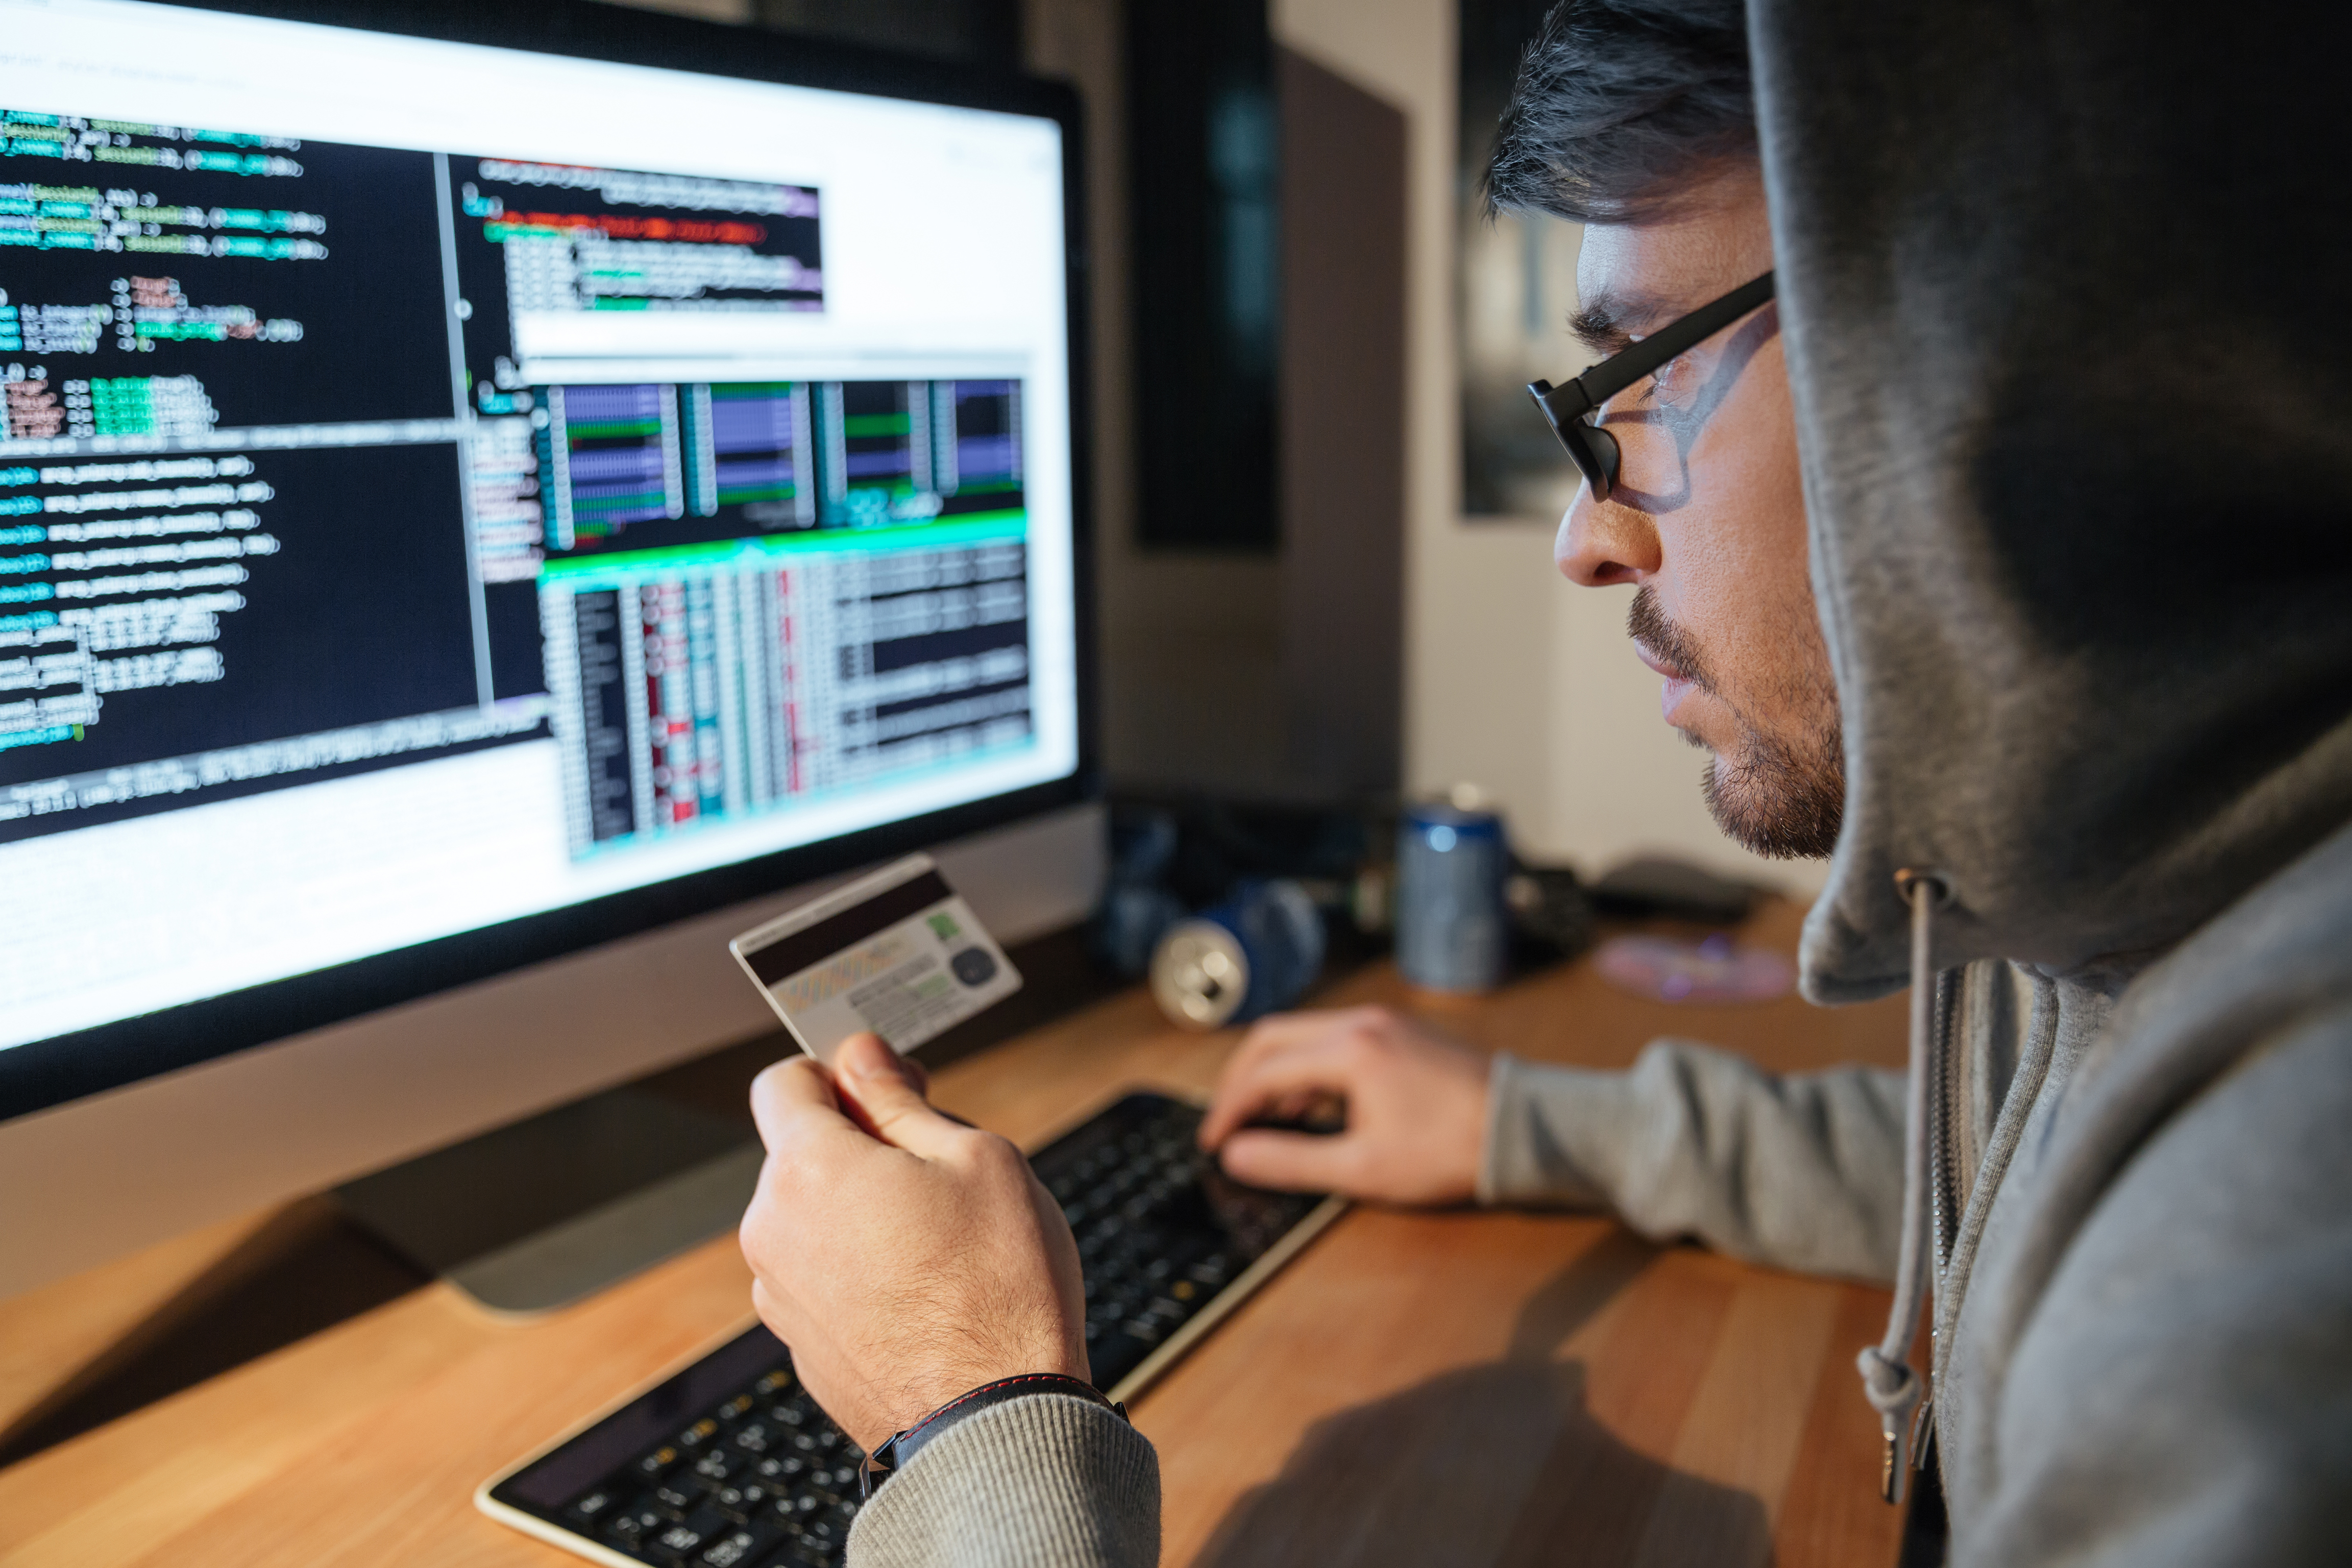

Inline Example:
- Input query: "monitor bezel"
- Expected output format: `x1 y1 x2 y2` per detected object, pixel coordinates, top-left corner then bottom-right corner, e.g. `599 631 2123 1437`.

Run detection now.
0 0 1099 1123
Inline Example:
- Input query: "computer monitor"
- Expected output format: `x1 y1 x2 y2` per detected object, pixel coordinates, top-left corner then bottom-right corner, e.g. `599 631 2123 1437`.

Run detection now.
0 0 1099 1298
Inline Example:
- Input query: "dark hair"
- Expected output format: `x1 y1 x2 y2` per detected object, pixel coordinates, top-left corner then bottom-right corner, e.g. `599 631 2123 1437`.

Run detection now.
1485 0 1755 225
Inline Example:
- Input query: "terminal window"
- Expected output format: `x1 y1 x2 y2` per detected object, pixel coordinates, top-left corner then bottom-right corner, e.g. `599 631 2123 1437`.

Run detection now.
1 107 1047 862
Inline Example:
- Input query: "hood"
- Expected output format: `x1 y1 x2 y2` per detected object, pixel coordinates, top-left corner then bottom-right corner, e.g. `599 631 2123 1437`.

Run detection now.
1747 0 2352 1001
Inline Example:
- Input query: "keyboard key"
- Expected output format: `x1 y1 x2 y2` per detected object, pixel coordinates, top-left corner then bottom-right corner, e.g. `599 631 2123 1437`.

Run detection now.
649 1504 729 1561
652 1474 708 1515
713 1479 776 1518
607 1503 668 1549
695 1521 785 1567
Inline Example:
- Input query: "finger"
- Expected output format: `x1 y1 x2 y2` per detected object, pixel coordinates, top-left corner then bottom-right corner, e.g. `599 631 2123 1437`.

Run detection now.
1206 1007 1386 1109
835 1032 968 1159
1200 1021 1324 1147
837 1031 920 1088
1218 1127 1361 1193
1199 1032 1365 1148
748 1055 853 1152
1218 1009 1354 1080
1234 1004 1394 1058
828 1033 921 1140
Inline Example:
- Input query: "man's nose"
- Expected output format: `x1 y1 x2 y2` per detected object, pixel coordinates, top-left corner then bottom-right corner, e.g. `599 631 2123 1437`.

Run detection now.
1555 482 1661 587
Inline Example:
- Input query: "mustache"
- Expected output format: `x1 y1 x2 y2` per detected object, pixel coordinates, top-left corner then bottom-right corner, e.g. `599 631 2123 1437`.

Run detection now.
1626 585 1714 692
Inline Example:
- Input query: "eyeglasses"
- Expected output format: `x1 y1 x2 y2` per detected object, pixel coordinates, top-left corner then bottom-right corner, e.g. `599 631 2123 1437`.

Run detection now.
1526 271 1775 502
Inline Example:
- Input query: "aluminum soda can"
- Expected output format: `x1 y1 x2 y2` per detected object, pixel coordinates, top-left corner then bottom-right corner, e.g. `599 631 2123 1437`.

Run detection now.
1396 798 1509 992
1149 878 1326 1029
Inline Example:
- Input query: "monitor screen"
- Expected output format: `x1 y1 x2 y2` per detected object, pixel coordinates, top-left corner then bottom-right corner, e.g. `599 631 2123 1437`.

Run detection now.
0 1 1085 1087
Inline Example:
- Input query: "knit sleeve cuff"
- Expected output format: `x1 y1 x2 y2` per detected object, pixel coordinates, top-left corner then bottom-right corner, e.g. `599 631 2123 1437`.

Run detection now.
847 1392 1159 1568
1477 1050 1627 1209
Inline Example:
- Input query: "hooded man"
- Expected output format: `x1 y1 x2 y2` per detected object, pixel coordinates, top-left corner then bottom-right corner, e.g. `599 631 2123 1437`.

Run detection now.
736 0 2352 1562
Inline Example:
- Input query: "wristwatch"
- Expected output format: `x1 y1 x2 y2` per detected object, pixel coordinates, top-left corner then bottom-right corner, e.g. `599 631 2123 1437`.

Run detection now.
860 1373 1129 1500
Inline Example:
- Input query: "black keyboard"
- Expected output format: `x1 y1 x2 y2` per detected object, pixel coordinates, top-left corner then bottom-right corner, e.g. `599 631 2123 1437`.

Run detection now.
478 1090 1340 1568
1039 1091 1334 1394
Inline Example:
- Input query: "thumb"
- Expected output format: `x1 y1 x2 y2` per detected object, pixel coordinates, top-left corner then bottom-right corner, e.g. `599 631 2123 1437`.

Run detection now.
1217 1129 1359 1194
748 1054 850 1153
835 1033 964 1158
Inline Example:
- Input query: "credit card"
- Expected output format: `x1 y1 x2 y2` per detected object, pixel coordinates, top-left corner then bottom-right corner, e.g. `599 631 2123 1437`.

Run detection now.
728 853 1022 1062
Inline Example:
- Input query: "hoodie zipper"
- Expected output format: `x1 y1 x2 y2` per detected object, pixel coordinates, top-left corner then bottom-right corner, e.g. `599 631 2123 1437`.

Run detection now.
1909 967 1964 1477
1929 968 1966 1275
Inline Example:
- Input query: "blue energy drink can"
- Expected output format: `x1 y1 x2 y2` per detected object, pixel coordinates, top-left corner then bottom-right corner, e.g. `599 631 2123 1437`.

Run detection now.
1396 799 1509 992
1149 878 1327 1029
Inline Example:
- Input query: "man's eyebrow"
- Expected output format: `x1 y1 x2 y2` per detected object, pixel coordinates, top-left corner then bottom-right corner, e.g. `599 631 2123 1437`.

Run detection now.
1567 289 1668 359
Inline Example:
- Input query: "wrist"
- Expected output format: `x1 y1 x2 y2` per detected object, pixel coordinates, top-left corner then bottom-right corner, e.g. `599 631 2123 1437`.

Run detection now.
892 1333 1086 1432
862 1373 1125 1498
1465 1054 1499 1196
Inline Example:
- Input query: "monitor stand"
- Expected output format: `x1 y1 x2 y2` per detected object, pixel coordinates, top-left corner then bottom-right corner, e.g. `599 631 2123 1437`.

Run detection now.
333 1086 762 1316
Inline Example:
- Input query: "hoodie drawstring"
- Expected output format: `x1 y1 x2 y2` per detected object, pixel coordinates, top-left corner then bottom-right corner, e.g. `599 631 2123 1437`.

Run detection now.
1859 867 1951 1505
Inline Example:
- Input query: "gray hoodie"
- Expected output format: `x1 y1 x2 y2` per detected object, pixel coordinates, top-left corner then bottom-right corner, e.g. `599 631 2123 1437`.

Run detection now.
846 0 2352 1559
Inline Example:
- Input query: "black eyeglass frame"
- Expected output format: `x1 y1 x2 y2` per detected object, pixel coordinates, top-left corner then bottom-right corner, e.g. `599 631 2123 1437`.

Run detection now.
1526 271 1776 502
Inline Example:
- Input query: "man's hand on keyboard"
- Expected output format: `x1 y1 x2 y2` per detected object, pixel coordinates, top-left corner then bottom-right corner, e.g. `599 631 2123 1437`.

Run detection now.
1198 1006 1490 1206
739 1033 1087 1452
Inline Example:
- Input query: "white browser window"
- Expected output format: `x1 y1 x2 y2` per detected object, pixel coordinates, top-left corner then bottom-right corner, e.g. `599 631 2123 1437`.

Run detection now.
0 0 1079 1050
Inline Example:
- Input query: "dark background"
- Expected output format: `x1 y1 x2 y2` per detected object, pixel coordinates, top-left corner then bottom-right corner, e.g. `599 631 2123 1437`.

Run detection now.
751 0 1020 67
1124 0 1281 552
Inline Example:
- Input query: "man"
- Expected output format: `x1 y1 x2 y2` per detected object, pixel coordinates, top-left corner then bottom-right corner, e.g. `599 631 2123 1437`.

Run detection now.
740 0 2352 1562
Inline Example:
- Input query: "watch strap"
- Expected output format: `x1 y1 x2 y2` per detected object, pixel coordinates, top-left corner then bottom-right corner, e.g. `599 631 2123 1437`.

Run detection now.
861 1373 1126 1499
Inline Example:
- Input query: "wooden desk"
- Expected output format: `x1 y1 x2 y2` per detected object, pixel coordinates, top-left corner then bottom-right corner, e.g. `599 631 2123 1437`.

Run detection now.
0 900 1912 1567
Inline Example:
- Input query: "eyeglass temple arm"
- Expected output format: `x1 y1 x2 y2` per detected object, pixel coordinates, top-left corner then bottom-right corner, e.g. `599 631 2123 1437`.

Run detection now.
1529 271 1776 424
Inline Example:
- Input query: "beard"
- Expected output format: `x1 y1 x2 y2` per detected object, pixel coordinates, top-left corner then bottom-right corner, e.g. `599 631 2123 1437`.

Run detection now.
1627 586 1846 861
